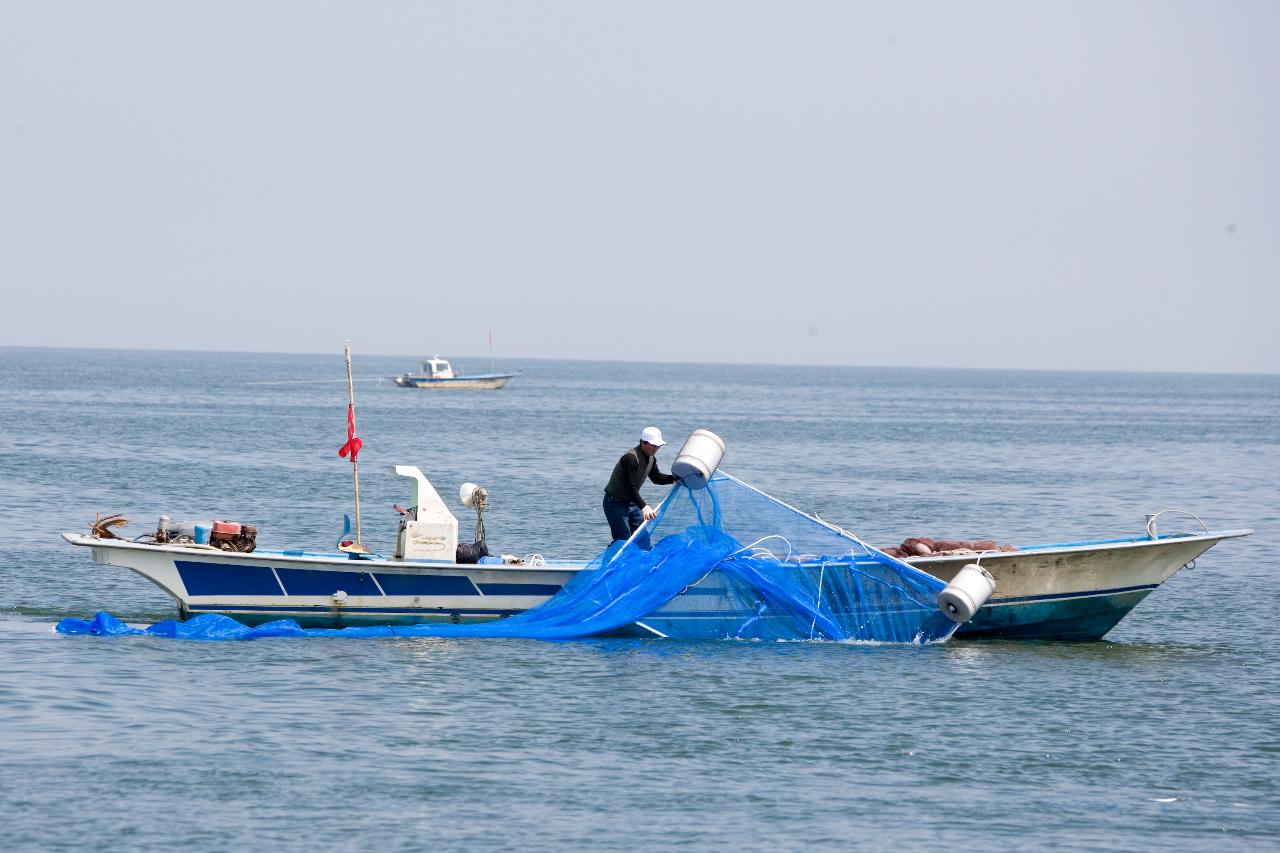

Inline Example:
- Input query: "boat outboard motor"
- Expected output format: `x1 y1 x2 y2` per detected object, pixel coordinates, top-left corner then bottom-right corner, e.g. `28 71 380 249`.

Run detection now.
455 482 490 564
671 429 726 490
938 563 996 623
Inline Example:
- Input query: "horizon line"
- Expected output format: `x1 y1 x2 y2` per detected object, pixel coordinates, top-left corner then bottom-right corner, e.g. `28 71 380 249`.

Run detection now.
0 343 1275 379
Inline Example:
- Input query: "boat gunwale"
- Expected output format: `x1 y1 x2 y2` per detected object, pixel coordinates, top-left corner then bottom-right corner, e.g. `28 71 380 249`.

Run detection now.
899 528 1253 564
63 528 1253 573
59 533 587 572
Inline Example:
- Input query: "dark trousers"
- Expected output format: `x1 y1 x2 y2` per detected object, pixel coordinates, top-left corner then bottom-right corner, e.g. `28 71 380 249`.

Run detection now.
602 495 652 550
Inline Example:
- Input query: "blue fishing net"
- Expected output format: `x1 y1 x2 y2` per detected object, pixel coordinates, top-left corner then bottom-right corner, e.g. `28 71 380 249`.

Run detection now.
57 473 958 643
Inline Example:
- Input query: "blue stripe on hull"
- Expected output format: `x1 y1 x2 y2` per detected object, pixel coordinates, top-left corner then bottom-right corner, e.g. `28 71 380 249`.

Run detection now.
175 560 551 600
176 560 283 596
476 583 563 596
276 568 381 596
173 560 1161 640
991 583 1159 604
956 588 1155 641
375 573 479 596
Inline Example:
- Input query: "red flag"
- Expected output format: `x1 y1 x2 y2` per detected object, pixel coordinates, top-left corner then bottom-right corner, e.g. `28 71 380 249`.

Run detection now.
338 404 363 462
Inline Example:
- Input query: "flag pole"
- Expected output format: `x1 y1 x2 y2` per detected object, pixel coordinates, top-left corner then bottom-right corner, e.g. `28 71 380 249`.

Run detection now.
488 330 494 375
344 341 363 547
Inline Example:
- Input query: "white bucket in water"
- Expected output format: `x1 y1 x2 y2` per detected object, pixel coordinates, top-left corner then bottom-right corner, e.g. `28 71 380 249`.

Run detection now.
671 429 726 490
938 563 997 623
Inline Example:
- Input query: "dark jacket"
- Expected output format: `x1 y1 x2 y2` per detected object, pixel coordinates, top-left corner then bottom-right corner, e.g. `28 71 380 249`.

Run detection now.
605 444 677 506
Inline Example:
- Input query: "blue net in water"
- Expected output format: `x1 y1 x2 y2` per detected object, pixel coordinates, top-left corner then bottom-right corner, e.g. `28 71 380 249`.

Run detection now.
56 473 959 643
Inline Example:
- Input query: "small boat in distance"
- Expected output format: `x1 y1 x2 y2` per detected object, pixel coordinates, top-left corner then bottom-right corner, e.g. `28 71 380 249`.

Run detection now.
392 356 514 390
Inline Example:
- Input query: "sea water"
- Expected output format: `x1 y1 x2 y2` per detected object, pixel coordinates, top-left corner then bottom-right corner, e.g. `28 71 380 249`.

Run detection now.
0 347 1276 850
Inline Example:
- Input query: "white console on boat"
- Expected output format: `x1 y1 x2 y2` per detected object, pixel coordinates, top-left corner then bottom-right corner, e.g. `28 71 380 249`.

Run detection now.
391 465 458 561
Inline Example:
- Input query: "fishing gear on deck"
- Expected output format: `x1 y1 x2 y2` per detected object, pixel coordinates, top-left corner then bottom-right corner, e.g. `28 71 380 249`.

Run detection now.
88 513 258 552
454 482 489 564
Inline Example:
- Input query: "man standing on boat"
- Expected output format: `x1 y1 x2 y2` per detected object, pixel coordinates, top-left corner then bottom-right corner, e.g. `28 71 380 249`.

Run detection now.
603 427 679 547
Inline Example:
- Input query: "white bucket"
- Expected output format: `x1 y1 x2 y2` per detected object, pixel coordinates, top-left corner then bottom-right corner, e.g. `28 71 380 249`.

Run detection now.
671 429 726 490
937 563 996 623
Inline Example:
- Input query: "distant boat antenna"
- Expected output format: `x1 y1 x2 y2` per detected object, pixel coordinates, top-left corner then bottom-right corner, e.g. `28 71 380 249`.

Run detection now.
489 330 495 375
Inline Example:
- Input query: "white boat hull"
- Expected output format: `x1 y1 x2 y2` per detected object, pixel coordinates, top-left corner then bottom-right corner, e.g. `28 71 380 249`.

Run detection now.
61 529 1250 639
909 531 1250 639
392 374 513 390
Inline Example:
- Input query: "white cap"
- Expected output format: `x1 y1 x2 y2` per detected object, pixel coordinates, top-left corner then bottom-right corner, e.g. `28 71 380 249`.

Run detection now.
639 426 666 447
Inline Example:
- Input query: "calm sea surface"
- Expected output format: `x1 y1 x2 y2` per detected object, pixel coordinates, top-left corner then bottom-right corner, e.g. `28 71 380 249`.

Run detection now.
1 347 1277 851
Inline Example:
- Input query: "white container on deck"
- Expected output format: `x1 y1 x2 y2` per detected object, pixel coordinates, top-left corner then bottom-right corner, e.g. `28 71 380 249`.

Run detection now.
671 429 726 490
938 563 997 623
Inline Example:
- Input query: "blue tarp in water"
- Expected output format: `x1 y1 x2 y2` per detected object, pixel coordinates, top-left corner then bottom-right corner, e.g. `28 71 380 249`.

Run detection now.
57 474 958 643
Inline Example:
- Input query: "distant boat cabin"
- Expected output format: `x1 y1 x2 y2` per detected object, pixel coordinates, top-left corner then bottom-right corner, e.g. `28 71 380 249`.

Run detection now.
421 357 454 379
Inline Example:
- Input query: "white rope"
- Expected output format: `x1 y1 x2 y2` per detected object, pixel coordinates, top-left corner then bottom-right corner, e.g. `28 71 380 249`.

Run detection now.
727 534 794 563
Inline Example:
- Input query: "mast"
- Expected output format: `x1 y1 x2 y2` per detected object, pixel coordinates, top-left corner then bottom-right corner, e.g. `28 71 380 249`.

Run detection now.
344 342 363 547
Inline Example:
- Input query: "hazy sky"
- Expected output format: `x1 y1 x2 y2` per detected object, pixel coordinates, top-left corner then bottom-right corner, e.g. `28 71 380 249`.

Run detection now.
3 1 1277 372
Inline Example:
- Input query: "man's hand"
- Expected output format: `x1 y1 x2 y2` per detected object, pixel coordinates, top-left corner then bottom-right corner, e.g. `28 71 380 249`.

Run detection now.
641 505 656 521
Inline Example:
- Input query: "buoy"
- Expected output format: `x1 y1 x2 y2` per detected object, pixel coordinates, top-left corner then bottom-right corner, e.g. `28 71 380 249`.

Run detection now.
671 429 726 490
938 563 996 623
459 482 486 508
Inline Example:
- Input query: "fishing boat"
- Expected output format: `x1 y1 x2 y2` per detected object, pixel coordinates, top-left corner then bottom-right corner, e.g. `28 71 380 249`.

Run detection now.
60 466 1249 640
61 462 978 642
392 356 513 390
